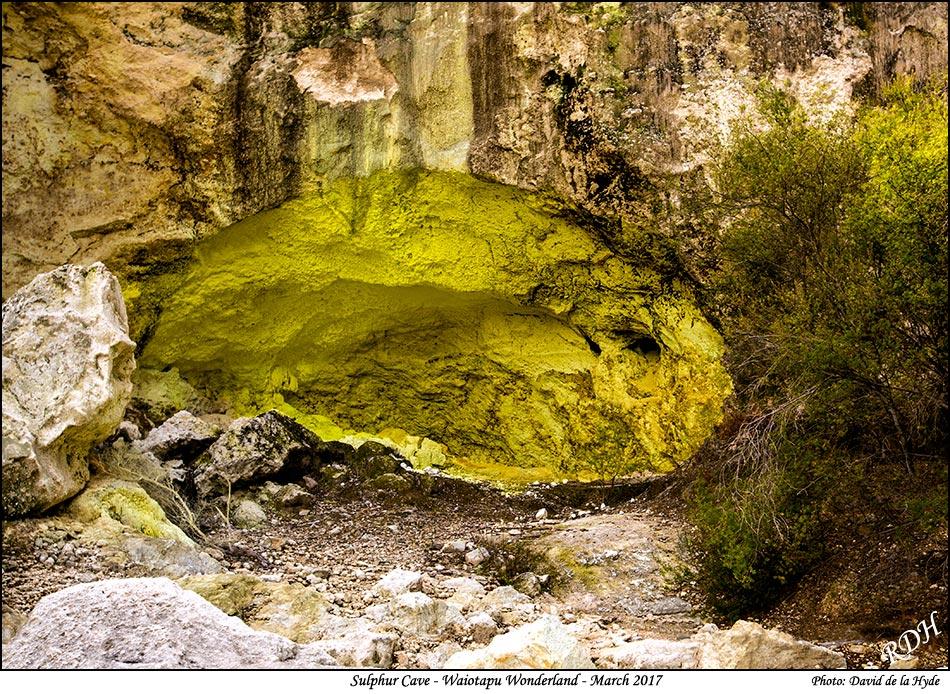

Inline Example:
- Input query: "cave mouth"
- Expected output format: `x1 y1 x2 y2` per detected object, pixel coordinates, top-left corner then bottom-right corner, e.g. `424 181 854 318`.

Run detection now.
617 331 662 360
136 169 730 483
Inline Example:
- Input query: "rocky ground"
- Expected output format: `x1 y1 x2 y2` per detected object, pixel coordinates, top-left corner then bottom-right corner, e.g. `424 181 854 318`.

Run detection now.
5 469 943 669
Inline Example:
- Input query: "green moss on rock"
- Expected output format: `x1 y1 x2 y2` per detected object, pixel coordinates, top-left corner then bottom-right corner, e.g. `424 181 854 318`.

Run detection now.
67 476 194 545
139 169 730 482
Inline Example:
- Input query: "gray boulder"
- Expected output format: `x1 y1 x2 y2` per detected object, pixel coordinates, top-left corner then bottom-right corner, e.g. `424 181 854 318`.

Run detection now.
1 578 337 669
134 410 222 462
231 499 268 529
118 536 223 578
2 263 136 517
193 410 342 498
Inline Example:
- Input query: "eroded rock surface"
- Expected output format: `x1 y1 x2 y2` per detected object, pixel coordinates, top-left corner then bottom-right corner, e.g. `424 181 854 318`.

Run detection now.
4 3 945 307
139 170 731 478
2 263 135 517
443 613 595 669
0 577 337 669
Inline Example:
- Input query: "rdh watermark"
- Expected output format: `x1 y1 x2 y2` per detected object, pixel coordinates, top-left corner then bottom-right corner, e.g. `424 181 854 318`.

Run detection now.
881 611 943 665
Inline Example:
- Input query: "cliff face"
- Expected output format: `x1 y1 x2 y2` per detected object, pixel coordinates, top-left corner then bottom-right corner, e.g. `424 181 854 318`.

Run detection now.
3 2 945 478
4 2 945 301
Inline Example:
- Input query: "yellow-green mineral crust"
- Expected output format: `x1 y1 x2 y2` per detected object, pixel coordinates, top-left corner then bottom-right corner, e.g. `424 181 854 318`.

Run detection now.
139 169 730 483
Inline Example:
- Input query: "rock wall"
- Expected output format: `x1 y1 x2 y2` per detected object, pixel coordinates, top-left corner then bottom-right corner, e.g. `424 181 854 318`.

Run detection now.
139 169 730 477
3 2 945 479
4 2 945 304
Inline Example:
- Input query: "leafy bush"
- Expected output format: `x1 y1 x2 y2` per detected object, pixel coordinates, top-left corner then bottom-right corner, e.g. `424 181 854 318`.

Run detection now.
682 76 948 616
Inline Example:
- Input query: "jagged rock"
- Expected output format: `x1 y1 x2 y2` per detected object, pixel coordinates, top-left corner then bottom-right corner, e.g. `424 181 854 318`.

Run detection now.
696 620 847 669
597 638 702 669
443 614 594 669
230 499 268 529
115 421 143 441
372 569 424 598
2 263 136 517
1 578 337 668
370 592 465 639
66 475 194 545
134 410 222 462
193 410 341 498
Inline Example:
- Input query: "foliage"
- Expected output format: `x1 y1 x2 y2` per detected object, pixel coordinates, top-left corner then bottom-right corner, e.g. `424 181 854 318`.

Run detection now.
683 77 948 615
474 536 565 592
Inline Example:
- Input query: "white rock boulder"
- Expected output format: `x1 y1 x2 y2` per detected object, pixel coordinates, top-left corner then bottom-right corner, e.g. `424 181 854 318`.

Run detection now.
697 620 847 669
2 263 136 517
1 578 337 669
443 614 594 669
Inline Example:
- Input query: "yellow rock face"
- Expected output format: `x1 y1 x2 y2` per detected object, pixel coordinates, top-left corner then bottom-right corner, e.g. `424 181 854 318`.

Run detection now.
139 169 730 484
67 476 193 546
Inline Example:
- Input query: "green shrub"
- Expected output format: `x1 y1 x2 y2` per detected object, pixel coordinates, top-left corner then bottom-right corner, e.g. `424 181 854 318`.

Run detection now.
682 75 948 617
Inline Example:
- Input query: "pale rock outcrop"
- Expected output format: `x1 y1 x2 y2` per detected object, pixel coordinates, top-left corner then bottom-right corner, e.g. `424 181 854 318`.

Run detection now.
2 263 135 517
4 3 945 310
317 624 396 668
372 568 425 598
443 576 487 609
443 614 594 669
596 638 702 669
176 572 392 667
595 621 847 669
696 620 847 669
368 591 465 639
1 578 337 669
115 535 222 579
2 603 27 644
